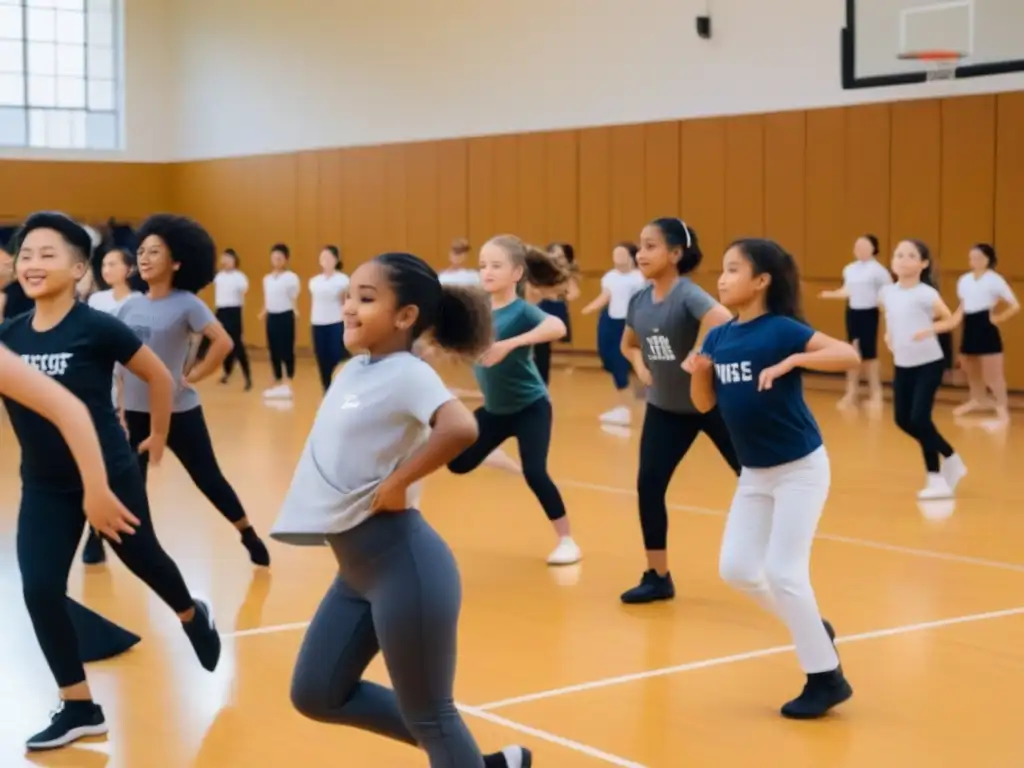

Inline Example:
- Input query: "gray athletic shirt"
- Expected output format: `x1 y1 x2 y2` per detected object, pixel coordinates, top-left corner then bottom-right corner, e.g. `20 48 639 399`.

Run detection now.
116 291 215 413
626 278 716 414
271 352 454 545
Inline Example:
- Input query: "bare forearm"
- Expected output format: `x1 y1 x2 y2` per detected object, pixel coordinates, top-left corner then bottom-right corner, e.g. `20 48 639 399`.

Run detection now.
511 317 566 347
690 371 716 413
187 337 232 382
147 372 174 438
387 427 475 490
788 346 860 373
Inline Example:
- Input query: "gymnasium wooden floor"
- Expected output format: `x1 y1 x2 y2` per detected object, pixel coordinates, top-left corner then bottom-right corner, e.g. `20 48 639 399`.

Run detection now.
1 358 1022 768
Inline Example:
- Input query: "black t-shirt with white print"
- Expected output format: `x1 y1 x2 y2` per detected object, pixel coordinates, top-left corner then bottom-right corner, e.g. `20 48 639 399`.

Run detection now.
0 301 143 490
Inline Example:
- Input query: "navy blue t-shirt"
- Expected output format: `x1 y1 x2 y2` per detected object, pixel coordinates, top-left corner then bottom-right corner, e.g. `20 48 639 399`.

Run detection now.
700 314 822 469
0 302 143 490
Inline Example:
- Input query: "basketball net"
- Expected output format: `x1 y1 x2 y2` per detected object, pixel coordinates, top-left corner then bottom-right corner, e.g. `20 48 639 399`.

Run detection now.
924 60 959 81
898 51 964 82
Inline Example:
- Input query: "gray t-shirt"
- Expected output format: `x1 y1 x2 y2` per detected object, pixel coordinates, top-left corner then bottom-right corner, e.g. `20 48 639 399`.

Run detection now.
116 291 216 413
270 352 454 545
626 278 716 414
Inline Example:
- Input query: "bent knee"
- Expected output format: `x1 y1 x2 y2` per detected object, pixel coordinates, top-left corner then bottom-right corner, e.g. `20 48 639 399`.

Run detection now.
719 556 761 590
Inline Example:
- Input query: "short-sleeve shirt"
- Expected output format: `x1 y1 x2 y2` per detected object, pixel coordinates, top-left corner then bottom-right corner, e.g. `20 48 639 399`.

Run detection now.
879 283 944 368
0 302 143 490
626 279 717 414
701 314 821 469
956 270 1017 314
842 259 892 310
271 352 454 544
473 298 551 415
601 269 647 319
116 291 216 412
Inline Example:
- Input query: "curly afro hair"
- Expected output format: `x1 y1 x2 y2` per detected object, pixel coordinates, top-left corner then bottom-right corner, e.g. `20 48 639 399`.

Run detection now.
135 213 216 294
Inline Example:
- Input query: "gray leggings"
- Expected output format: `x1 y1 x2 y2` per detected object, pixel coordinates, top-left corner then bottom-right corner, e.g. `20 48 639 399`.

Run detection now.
290 509 484 767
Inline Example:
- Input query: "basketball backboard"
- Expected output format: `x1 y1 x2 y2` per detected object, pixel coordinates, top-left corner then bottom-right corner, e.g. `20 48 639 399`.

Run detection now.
842 0 1024 88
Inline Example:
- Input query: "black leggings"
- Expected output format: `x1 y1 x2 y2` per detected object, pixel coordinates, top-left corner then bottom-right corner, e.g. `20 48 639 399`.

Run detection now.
218 306 250 381
290 510 482 766
533 343 551 385
125 407 247 525
18 469 194 688
638 403 740 551
312 322 349 392
893 360 954 473
266 310 296 380
448 397 567 522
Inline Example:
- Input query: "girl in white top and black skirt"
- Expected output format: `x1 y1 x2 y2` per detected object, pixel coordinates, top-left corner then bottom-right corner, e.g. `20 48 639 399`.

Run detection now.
952 243 1019 423
308 244 350 392
880 240 967 499
819 234 892 408
261 243 300 399
212 248 251 390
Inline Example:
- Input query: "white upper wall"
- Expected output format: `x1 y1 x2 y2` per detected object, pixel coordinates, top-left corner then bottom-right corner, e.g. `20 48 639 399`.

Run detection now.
3 0 1022 162
171 0 1024 161
0 0 173 163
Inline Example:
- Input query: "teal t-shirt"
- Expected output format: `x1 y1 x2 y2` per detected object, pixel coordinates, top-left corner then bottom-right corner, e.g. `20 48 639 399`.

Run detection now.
474 298 550 414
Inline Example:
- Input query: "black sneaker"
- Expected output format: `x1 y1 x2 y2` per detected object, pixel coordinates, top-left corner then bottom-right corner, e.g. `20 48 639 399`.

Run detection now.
183 598 222 672
620 569 675 604
26 700 107 751
82 530 106 565
484 746 533 768
780 618 852 719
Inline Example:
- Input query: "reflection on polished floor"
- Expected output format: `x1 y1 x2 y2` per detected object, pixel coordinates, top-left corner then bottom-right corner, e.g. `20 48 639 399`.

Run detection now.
0 359 1021 767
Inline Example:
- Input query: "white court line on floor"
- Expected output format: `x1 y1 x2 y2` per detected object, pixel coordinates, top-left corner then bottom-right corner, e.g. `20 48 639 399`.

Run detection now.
559 478 1024 573
457 704 647 768
471 604 1024 711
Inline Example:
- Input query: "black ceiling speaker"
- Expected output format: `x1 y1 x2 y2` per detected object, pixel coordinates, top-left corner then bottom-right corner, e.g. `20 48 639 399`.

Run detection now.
696 15 712 39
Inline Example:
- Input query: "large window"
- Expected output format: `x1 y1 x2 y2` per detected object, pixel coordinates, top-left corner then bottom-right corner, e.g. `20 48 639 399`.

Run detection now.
0 0 120 150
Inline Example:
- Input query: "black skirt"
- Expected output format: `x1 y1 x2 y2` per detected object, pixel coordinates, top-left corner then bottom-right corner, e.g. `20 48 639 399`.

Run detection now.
960 310 1002 356
845 307 880 361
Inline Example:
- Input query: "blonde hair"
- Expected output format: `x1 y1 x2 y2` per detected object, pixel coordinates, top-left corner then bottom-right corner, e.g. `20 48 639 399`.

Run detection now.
486 234 572 288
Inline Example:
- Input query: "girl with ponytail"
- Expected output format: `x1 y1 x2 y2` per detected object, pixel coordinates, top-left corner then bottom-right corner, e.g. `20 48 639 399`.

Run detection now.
445 235 583 567
271 251 531 768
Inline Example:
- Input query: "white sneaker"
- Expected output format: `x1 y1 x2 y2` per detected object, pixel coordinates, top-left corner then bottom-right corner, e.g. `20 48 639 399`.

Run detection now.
263 384 293 400
599 406 632 426
917 473 954 500
940 453 967 492
546 537 582 566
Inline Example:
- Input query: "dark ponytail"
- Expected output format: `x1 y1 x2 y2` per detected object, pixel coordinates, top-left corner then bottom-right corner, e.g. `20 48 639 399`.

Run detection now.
433 286 493 355
651 217 702 274
908 239 935 287
730 238 806 322
375 252 492 356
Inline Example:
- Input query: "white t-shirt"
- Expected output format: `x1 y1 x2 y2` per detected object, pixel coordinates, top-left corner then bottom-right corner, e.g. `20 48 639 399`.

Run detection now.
880 283 945 368
88 289 142 404
842 259 892 310
270 352 454 544
601 269 647 319
309 272 350 326
439 268 480 287
956 270 1017 314
214 270 248 308
263 270 300 314
88 289 141 315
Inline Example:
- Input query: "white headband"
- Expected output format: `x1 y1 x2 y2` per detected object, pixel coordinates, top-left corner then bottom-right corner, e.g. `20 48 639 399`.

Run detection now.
677 219 692 249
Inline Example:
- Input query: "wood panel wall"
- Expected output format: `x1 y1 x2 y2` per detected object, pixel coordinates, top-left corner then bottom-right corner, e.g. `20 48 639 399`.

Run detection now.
169 92 1024 388
0 160 169 223
3 93 1023 387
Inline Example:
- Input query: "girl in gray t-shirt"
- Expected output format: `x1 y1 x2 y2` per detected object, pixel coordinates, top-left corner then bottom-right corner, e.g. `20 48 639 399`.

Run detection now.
620 218 741 606
114 214 270 568
272 252 531 768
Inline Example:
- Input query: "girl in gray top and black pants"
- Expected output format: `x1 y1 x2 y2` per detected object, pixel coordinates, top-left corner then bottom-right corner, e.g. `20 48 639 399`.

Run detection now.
272 252 531 768
620 218 740 605
114 215 270 567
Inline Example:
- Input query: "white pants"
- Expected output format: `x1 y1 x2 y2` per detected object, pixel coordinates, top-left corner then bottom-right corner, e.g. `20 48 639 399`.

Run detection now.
719 446 839 674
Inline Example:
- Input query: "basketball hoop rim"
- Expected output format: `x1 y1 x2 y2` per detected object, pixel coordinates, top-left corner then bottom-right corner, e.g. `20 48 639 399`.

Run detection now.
897 50 966 62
